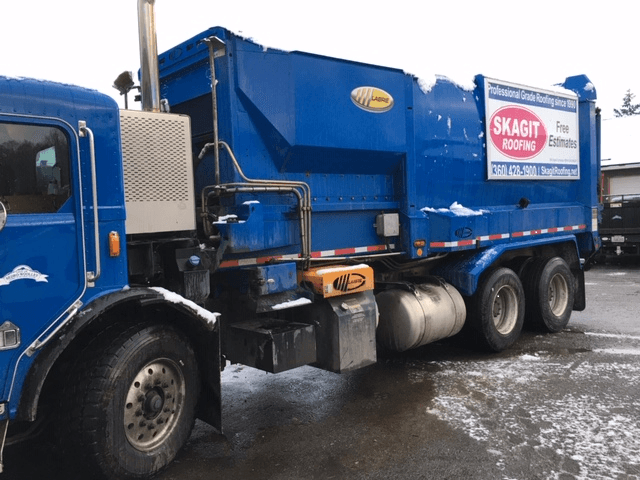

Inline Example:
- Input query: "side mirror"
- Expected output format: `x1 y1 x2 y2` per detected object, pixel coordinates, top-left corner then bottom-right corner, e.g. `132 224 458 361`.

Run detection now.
113 71 135 95
113 71 138 109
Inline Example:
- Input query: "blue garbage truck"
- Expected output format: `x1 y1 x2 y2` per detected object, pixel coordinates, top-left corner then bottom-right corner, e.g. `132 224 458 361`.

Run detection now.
0 2 600 478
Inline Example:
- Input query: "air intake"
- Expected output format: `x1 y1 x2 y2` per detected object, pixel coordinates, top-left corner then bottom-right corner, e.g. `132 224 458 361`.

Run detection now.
120 110 195 234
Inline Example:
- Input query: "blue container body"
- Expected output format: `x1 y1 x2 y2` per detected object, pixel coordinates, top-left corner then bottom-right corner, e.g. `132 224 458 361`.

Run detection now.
158 28 600 267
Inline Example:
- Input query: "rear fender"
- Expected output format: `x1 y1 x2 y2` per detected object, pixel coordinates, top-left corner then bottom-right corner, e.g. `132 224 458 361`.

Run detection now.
434 236 581 296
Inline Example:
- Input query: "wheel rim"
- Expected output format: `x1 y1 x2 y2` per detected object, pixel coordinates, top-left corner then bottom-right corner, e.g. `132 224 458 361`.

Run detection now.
124 358 185 452
548 272 569 316
491 285 518 335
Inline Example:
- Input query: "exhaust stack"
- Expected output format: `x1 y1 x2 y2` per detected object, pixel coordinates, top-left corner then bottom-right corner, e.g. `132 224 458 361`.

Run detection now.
137 0 160 112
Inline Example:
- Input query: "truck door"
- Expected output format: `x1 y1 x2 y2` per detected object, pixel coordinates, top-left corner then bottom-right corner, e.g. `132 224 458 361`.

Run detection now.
0 118 85 395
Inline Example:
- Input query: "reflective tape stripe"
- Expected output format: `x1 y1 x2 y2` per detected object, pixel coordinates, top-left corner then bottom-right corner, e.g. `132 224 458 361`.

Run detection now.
430 224 587 249
219 244 395 269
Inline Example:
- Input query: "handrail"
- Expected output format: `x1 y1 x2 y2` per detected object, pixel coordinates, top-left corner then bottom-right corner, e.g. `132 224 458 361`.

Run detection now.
78 121 101 283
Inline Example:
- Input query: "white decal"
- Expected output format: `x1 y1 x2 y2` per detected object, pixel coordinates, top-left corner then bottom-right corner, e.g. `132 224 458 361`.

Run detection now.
0 265 49 286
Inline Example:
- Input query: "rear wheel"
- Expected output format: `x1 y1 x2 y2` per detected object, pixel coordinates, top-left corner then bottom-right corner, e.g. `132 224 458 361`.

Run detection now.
524 256 575 333
467 268 525 352
60 323 199 479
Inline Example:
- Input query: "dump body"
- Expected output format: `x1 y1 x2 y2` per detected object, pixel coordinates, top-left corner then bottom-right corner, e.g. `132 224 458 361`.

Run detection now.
158 28 600 292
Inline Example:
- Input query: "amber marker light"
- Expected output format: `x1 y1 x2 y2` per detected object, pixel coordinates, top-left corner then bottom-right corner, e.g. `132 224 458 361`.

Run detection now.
109 231 121 257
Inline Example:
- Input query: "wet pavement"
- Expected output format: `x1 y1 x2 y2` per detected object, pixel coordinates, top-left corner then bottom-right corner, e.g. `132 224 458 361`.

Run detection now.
4 261 640 479
159 261 640 480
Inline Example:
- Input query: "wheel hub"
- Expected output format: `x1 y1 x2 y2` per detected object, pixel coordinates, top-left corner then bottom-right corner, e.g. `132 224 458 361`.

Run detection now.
144 389 164 418
492 285 518 335
124 359 185 451
548 273 569 316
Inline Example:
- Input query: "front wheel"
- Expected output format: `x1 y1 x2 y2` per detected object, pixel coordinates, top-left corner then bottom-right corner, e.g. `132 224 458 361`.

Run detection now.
467 267 525 352
60 323 200 479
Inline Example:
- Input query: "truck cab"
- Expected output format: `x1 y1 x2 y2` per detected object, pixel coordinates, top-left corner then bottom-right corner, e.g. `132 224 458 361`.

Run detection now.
0 76 126 404
0 76 220 479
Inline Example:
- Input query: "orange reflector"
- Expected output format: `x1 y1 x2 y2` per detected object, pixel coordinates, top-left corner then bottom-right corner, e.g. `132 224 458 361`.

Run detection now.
301 264 374 298
109 231 121 257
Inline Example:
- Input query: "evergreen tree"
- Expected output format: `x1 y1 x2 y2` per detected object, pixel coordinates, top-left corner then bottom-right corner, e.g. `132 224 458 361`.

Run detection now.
614 89 640 117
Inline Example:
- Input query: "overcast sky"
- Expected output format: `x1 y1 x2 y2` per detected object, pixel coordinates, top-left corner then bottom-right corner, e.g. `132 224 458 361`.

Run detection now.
1 0 637 119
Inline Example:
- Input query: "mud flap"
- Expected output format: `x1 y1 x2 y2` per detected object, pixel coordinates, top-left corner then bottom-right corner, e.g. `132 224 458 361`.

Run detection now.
197 321 222 432
573 267 586 311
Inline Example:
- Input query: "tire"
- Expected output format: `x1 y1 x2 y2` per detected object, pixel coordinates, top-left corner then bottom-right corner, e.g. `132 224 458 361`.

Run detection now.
467 267 525 352
60 323 200 479
523 256 575 333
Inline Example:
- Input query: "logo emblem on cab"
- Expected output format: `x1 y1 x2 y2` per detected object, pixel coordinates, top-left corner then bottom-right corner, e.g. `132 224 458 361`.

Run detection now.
0 265 49 286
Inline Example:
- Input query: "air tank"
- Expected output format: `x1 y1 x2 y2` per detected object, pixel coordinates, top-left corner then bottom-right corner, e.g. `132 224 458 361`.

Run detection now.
376 279 466 352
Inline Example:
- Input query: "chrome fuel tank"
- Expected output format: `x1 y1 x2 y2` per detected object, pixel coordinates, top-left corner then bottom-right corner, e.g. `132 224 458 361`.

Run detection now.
376 280 466 352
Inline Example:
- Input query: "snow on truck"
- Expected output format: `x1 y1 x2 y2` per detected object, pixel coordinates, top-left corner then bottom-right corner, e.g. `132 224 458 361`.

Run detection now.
0 2 601 478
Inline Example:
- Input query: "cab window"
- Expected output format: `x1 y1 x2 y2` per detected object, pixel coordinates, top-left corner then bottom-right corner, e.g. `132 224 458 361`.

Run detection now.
0 123 71 213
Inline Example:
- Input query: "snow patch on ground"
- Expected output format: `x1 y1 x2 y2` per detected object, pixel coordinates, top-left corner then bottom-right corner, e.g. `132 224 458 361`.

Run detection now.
586 332 640 341
427 353 640 479
594 348 640 356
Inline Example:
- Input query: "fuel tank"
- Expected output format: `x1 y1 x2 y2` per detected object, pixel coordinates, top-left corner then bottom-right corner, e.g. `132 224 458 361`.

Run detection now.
376 279 465 352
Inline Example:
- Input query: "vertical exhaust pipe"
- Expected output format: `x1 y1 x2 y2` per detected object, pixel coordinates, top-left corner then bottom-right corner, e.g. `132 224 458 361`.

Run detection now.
137 0 160 112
